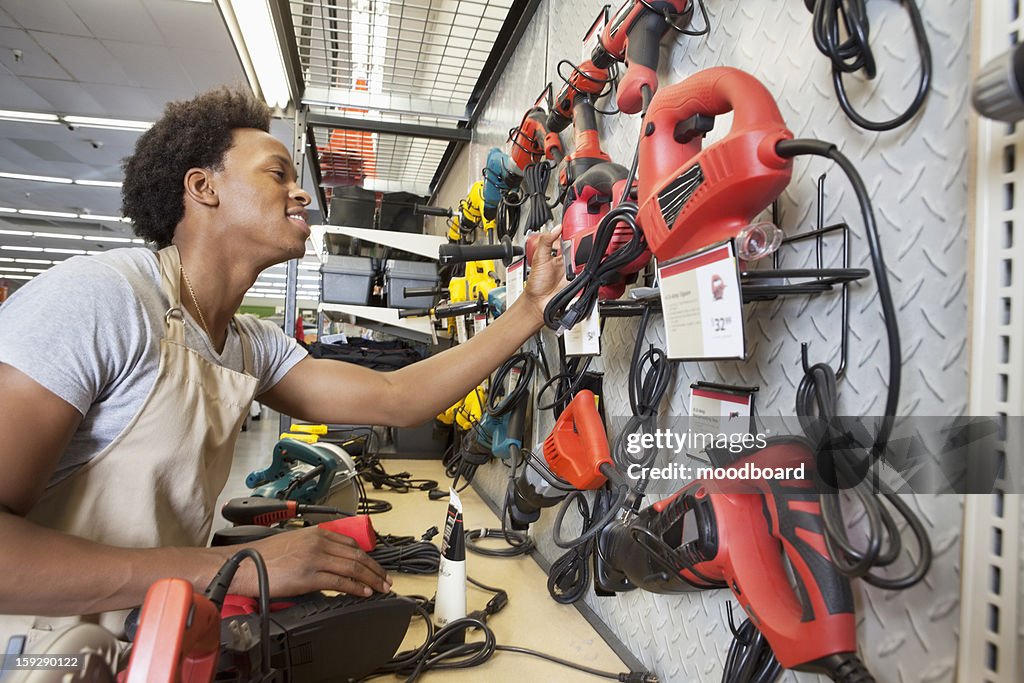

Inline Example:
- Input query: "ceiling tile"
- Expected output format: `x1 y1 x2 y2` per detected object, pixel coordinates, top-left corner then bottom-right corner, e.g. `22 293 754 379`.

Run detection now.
171 46 245 92
20 77 105 116
69 0 164 45
0 71 56 110
143 0 234 51
0 28 72 80
1 0 90 36
79 82 183 120
30 33 133 85
0 7 18 28
10 138 81 163
103 41 193 92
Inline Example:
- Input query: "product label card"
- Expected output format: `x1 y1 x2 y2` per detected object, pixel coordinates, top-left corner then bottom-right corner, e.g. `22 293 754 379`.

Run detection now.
473 313 488 335
507 257 525 306
455 315 467 344
658 241 745 360
687 386 754 461
564 296 601 356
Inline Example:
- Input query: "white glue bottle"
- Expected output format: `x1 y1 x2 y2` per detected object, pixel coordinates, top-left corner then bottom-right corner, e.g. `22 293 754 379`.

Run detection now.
435 487 467 633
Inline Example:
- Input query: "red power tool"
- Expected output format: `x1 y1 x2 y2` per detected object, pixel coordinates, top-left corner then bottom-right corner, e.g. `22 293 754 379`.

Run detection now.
561 162 650 300
124 579 220 683
508 390 618 529
591 1 696 114
636 67 793 262
508 106 565 170
595 438 873 681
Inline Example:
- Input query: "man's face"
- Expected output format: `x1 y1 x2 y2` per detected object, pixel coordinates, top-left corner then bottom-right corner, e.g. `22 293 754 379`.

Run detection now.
210 128 312 263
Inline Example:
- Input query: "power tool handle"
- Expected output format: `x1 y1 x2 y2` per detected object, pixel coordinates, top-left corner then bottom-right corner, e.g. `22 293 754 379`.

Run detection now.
433 300 486 318
767 485 855 619
618 9 669 114
438 240 523 266
221 497 298 526
646 67 786 134
415 204 452 217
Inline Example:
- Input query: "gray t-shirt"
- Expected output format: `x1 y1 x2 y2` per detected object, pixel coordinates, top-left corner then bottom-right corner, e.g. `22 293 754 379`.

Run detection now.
0 248 307 486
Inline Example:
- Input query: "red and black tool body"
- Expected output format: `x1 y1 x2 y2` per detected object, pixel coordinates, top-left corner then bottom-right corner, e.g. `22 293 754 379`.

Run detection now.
592 1 694 114
636 67 793 261
558 98 616 196
509 106 565 170
595 438 862 678
124 579 221 683
547 59 614 134
561 162 650 299
508 390 615 529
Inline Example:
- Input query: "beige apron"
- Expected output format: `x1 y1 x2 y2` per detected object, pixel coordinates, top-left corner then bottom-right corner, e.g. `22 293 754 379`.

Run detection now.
1 245 259 649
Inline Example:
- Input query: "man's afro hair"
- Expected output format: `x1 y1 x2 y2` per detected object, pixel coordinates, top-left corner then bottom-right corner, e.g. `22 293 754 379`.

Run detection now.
121 86 271 248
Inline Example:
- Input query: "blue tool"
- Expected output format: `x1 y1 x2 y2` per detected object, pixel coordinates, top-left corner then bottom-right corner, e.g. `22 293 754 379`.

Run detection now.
246 439 359 512
481 147 523 221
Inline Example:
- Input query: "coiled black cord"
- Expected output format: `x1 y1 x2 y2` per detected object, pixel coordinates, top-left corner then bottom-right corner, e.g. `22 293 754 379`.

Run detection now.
547 491 598 604
369 536 443 575
777 139 930 590
809 0 931 131
521 161 556 233
722 610 782 683
543 204 648 333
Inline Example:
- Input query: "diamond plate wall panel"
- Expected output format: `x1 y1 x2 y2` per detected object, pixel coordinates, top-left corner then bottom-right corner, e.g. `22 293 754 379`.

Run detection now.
434 1 970 681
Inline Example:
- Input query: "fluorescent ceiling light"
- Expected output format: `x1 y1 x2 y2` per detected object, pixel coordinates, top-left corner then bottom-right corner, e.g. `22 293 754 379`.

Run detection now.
63 115 151 132
0 229 32 236
0 208 16 213
44 248 87 255
1 274 32 280
19 210 78 219
0 266 25 272
0 110 60 124
1 246 43 252
23 268 47 273
13 259 51 264
75 179 122 188
222 0 290 109
0 172 72 184
32 231 82 240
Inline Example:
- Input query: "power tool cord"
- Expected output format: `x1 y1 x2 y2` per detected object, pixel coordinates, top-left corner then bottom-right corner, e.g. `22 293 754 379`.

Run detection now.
522 161 555 232
722 610 782 683
487 352 537 417
543 203 648 333
777 138 930 590
372 585 657 682
205 548 272 676
809 0 931 131
546 490 597 604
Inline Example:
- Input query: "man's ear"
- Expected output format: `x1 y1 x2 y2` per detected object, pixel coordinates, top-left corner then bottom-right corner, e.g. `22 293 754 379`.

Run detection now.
183 168 219 208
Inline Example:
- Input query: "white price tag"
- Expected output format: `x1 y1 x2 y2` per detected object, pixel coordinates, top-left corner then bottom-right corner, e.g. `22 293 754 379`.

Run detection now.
507 257 525 306
473 313 488 335
563 296 601 356
687 387 754 462
658 242 745 360
455 316 468 343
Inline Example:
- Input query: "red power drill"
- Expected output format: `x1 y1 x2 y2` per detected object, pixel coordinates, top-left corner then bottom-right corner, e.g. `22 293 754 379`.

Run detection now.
591 1 696 114
546 60 617 192
561 162 650 300
508 390 620 529
508 106 565 170
636 67 793 262
595 438 874 681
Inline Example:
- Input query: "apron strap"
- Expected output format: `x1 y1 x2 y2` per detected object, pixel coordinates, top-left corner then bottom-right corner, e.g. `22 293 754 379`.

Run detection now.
235 319 257 377
156 246 185 344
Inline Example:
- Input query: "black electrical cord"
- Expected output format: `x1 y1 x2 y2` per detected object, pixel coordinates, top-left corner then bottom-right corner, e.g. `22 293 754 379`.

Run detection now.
369 536 443 575
369 589 656 682
546 490 596 604
522 161 555 233
496 190 523 240
205 549 271 676
777 139 930 590
465 527 535 557
809 0 932 131
722 609 782 683
536 348 593 417
488 352 537 417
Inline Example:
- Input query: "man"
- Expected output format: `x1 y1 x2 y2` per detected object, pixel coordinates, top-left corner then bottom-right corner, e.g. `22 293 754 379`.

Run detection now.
0 87 563 641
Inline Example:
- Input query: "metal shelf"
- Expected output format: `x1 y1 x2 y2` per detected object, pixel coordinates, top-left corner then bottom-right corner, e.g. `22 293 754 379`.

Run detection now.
319 302 434 344
309 224 445 260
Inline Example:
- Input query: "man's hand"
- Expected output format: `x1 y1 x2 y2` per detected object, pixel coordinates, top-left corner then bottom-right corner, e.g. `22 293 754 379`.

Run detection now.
520 226 567 324
232 525 392 598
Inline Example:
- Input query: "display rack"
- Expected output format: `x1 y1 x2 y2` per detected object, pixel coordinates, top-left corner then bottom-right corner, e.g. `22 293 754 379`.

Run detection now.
962 2 1024 680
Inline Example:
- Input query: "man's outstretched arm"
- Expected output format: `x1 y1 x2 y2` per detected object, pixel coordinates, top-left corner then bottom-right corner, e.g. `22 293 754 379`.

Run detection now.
0 363 390 617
